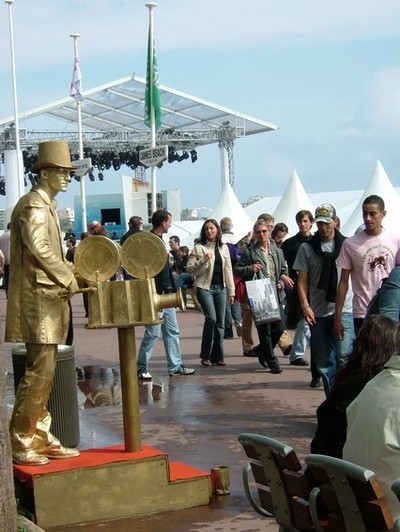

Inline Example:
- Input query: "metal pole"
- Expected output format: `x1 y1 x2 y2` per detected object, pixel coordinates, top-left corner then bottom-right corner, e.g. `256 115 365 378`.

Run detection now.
5 0 24 199
146 2 157 215
117 327 141 451
70 33 87 233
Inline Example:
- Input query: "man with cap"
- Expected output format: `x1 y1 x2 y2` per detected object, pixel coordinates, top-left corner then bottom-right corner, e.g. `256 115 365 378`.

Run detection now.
5 140 81 465
293 203 354 396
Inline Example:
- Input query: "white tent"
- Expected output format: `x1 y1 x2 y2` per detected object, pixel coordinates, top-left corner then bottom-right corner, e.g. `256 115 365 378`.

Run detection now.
210 180 254 243
168 181 254 247
342 160 400 236
244 196 281 223
167 160 400 249
271 170 315 236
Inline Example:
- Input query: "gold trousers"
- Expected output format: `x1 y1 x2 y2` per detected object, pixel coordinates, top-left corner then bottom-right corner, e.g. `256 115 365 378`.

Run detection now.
10 344 61 453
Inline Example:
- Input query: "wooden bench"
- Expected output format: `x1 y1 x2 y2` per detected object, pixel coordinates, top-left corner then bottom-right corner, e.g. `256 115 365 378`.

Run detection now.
238 433 328 531
392 480 400 504
305 454 400 531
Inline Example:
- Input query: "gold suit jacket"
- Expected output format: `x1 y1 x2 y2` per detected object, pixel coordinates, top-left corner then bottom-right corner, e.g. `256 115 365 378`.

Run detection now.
5 185 74 344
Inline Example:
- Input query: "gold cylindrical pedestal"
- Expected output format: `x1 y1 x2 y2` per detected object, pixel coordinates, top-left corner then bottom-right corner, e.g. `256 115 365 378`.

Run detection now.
210 466 230 495
117 327 141 452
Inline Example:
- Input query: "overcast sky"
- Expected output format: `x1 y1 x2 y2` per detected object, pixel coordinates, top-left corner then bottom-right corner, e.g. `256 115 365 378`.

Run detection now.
1 0 400 211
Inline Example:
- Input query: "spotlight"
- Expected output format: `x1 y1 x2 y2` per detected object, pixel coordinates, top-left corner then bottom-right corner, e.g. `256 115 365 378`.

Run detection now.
190 150 197 163
168 146 177 163
176 151 189 162
98 172 104 181
88 171 95 182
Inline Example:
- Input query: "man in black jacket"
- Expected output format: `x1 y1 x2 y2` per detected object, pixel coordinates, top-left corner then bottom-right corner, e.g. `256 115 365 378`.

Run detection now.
282 210 316 376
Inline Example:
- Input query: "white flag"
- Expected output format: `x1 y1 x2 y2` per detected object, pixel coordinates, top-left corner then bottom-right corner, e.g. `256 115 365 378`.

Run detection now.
70 57 84 102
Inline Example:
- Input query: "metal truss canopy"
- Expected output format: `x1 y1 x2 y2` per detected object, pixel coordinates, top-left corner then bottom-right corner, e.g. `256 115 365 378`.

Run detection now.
0 74 278 152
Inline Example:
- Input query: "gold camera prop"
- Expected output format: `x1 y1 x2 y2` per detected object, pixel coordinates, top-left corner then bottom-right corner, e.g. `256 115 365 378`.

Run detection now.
74 233 184 329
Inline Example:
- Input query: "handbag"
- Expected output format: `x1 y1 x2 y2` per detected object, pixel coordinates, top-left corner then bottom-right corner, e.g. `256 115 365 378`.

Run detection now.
245 272 281 325
234 275 245 303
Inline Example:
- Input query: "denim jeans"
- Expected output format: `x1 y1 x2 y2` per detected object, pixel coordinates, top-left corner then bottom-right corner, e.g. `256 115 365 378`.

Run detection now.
336 312 354 369
290 318 310 362
225 288 242 334
175 273 194 290
197 285 226 363
310 313 353 396
310 315 336 395
137 307 182 373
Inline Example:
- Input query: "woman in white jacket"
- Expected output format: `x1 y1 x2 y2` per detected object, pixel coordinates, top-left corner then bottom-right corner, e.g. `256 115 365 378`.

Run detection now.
187 219 235 366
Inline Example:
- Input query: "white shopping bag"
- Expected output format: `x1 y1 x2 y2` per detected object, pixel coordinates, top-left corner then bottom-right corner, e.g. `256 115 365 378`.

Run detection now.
245 273 281 325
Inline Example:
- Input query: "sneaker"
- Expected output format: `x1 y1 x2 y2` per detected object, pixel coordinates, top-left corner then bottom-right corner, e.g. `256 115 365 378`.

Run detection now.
169 365 195 376
235 323 243 337
269 366 283 374
290 358 309 366
138 371 152 381
243 349 257 357
310 377 322 388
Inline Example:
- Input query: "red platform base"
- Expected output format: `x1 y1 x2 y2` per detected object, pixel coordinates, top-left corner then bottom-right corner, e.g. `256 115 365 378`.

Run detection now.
14 445 212 529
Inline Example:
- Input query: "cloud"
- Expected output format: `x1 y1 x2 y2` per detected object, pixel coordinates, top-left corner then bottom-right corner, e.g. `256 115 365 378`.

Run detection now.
1 0 400 72
355 67 400 135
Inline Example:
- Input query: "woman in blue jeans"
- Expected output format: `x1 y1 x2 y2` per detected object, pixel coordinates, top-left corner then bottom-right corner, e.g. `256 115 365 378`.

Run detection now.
187 219 235 366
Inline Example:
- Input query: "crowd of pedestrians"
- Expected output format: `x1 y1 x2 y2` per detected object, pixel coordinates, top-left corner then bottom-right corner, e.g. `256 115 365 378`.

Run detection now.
3 170 400 520
53 194 400 394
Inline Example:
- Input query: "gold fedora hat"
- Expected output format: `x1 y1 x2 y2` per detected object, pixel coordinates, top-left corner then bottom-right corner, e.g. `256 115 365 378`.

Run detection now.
31 140 74 173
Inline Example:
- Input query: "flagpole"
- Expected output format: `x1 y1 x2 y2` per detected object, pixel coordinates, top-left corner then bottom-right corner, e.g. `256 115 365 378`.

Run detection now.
146 2 157 215
5 0 24 200
70 33 87 233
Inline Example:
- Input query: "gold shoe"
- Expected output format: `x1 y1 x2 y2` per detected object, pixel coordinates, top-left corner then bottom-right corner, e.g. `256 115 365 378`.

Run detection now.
36 444 80 460
13 449 50 466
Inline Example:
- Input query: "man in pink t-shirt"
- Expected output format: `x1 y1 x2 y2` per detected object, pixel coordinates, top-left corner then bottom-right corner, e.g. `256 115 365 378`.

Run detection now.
334 195 400 337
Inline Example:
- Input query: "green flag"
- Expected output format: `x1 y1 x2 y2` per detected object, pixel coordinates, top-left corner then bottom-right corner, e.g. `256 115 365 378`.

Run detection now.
144 32 161 130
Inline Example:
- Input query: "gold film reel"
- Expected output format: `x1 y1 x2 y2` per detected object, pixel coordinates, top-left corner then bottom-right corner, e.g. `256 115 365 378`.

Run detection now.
74 235 120 282
120 232 167 279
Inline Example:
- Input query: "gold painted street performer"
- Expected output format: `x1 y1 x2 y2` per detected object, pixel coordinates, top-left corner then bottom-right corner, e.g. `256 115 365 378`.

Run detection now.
5 140 81 466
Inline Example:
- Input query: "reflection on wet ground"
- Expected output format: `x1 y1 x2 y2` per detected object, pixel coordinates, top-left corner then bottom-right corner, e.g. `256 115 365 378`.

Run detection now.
6 365 166 411
76 365 165 408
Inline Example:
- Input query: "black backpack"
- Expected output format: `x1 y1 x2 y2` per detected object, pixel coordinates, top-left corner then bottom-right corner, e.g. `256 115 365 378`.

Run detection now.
365 277 388 320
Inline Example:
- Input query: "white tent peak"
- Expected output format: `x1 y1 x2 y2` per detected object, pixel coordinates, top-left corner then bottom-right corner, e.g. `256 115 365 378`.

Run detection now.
211 180 254 243
272 170 315 236
342 160 400 236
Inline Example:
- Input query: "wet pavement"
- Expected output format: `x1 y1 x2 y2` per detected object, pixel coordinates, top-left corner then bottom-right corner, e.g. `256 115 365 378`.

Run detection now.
1 290 324 531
